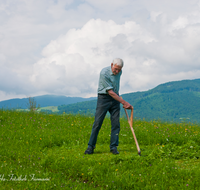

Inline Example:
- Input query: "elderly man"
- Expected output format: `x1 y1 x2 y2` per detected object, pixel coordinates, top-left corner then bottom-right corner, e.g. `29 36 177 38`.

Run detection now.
84 58 132 155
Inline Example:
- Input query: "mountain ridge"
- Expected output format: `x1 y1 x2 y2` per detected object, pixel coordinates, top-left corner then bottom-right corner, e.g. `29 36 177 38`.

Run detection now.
1 78 200 123
0 95 96 109
58 78 200 123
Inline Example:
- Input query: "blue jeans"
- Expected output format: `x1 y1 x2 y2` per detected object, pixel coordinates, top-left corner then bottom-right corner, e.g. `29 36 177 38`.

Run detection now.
88 94 120 150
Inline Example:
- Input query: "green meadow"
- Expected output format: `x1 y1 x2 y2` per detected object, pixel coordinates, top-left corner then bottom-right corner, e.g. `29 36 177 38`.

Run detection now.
38 106 59 113
0 109 200 189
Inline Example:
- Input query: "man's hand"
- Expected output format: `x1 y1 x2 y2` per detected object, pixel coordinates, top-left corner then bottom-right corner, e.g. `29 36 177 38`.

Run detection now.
122 101 133 109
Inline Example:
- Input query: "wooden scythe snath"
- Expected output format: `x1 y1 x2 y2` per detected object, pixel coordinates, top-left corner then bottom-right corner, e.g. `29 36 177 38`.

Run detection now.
124 107 141 156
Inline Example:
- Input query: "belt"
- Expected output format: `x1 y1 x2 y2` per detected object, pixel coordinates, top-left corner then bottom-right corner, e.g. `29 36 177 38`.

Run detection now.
98 93 108 95
98 93 119 96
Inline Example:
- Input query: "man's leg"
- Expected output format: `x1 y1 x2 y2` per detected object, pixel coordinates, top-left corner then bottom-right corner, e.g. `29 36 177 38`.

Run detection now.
87 95 110 149
109 99 120 151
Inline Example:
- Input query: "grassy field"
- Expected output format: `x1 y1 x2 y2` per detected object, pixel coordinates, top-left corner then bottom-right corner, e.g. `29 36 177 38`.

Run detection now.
38 106 59 113
17 106 59 113
0 109 200 189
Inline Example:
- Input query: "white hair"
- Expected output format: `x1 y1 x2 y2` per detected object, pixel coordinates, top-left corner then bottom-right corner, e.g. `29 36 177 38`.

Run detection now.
112 58 124 67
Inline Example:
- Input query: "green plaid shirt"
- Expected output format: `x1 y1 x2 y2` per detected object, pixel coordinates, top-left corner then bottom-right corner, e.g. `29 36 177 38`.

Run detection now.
97 66 122 94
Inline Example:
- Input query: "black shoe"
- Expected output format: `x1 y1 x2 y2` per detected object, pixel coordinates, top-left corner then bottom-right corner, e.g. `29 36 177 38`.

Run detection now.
84 147 94 154
110 149 119 155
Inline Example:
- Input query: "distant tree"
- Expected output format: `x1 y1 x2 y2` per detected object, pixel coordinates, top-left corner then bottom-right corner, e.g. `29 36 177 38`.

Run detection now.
27 97 40 112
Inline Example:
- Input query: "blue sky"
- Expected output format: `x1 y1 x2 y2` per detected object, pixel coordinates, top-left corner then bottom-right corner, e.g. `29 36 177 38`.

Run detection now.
1 0 200 101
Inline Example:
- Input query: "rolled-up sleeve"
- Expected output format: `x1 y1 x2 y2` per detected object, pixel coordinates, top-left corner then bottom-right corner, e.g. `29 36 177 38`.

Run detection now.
99 72 113 93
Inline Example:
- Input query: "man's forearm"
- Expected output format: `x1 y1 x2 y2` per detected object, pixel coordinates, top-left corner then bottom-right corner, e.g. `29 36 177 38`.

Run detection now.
107 89 133 109
107 90 125 104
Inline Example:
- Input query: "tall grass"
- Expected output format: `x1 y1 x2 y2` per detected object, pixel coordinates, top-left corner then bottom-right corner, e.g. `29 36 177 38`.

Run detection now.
0 109 200 189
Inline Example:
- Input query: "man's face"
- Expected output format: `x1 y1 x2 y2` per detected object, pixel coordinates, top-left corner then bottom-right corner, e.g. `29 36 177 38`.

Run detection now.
111 63 122 75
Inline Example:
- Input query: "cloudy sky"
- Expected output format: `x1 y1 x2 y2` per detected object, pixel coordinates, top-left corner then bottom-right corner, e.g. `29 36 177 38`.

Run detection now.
1 0 200 101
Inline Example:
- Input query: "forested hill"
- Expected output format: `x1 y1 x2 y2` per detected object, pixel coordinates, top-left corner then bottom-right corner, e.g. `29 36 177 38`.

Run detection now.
0 95 96 109
58 78 200 123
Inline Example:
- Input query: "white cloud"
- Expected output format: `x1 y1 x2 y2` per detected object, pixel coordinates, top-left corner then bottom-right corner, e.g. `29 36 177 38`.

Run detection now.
1 0 200 101
30 19 155 97
0 90 26 101
30 11 200 97
85 0 131 11
150 11 162 22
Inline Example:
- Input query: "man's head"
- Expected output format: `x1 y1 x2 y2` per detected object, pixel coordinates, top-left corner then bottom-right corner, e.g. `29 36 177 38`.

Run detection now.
111 58 124 75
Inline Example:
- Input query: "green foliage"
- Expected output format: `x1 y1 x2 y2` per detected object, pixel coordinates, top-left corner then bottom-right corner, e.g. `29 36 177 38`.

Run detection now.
27 97 40 112
58 99 97 115
0 109 200 189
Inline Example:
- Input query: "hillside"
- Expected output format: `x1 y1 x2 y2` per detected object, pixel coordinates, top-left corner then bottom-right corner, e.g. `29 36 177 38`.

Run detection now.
1 109 200 189
0 95 96 109
58 79 200 123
